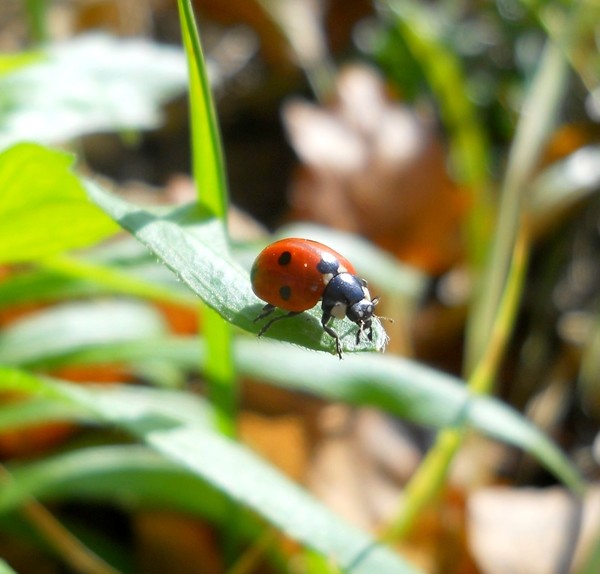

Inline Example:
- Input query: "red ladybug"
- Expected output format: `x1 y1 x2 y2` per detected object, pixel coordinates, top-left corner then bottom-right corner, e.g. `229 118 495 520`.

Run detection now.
251 238 378 358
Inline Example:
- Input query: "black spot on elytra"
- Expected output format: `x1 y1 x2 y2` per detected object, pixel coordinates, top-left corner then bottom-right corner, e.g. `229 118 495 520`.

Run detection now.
278 251 292 266
316 257 339 275
279 285 292 300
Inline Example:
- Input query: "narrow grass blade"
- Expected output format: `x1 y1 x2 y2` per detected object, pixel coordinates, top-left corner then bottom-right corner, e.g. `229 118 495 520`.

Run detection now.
0 370 421 574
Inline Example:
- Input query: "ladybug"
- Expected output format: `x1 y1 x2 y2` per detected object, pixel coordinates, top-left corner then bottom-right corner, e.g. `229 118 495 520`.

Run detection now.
251 238 379 358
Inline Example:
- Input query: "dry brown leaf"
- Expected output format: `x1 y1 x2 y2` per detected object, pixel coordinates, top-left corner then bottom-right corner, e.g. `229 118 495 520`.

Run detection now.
308 406 421 531
283 64 466 275
134 511 222 574
239 411 310 482
468 485 600 574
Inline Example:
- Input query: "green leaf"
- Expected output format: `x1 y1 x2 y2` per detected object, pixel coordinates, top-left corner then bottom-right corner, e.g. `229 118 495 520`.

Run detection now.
0 371 421 574
84 179 387 356
0 446 225 519
0 300 167 366
0 398 85 431
177 0 228 219
0 237 196 310
177 0 236 437
0 143 118 264
0 559 18 574
466 36 570 370
0 52 42 76
0 327 583 493
0 34 187 149
0 445 282 568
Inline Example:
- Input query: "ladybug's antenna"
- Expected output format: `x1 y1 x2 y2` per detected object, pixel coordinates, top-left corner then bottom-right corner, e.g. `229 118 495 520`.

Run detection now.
372 296 394 324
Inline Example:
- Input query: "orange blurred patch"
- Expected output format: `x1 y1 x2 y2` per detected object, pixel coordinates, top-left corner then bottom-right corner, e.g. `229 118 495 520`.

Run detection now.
134 511 223 574
154 301 199 335
0 365 131 460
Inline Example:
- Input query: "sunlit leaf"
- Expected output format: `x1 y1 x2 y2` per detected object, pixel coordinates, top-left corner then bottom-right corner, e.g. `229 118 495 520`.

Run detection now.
0 300 167 366
0 143 118 264
0 34 187 149
85 179 388 356
0 322 583 494
0 445 263 539
0 370 421 574
0 558 18 574
177 0 235 435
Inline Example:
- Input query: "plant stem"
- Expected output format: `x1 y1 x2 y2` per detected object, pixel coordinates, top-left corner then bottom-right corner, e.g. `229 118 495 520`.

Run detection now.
25 0 47 44
381 2 582 539
0 466 118 574
464 39 570 373
381 226 530 541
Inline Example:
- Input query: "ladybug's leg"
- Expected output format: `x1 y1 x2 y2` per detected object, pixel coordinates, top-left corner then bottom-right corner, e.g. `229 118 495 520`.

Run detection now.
354 322 374 345
355 324 364 345
257 310 301 337
254 303 276 322
321 314 343 359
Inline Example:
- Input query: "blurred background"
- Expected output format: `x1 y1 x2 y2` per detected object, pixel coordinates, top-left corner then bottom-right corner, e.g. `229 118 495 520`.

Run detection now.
1 0 600 573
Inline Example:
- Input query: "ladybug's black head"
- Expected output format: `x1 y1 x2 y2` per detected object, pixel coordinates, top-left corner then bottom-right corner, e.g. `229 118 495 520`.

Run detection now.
346 296 377 329
322 273 378 342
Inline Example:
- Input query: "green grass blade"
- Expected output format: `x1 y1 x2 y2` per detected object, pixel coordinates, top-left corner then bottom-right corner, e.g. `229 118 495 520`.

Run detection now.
465 39 570 371
0 370 421 574
176 0 236 437
0 333 583 493
0 241 196 310
25 0 48 44
0 446 225 521
0 559 18 574
0 300 168 367
177 0 227 219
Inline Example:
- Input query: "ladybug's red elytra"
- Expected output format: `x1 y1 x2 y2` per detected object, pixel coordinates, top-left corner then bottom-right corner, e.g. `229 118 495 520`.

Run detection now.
251 238 379 358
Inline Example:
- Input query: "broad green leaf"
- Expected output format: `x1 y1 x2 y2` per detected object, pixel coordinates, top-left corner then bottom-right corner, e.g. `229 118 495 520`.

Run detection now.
0 34 187 149
0 239 195 310
0 143 118 264
0 370 421 574
84 179 388 356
